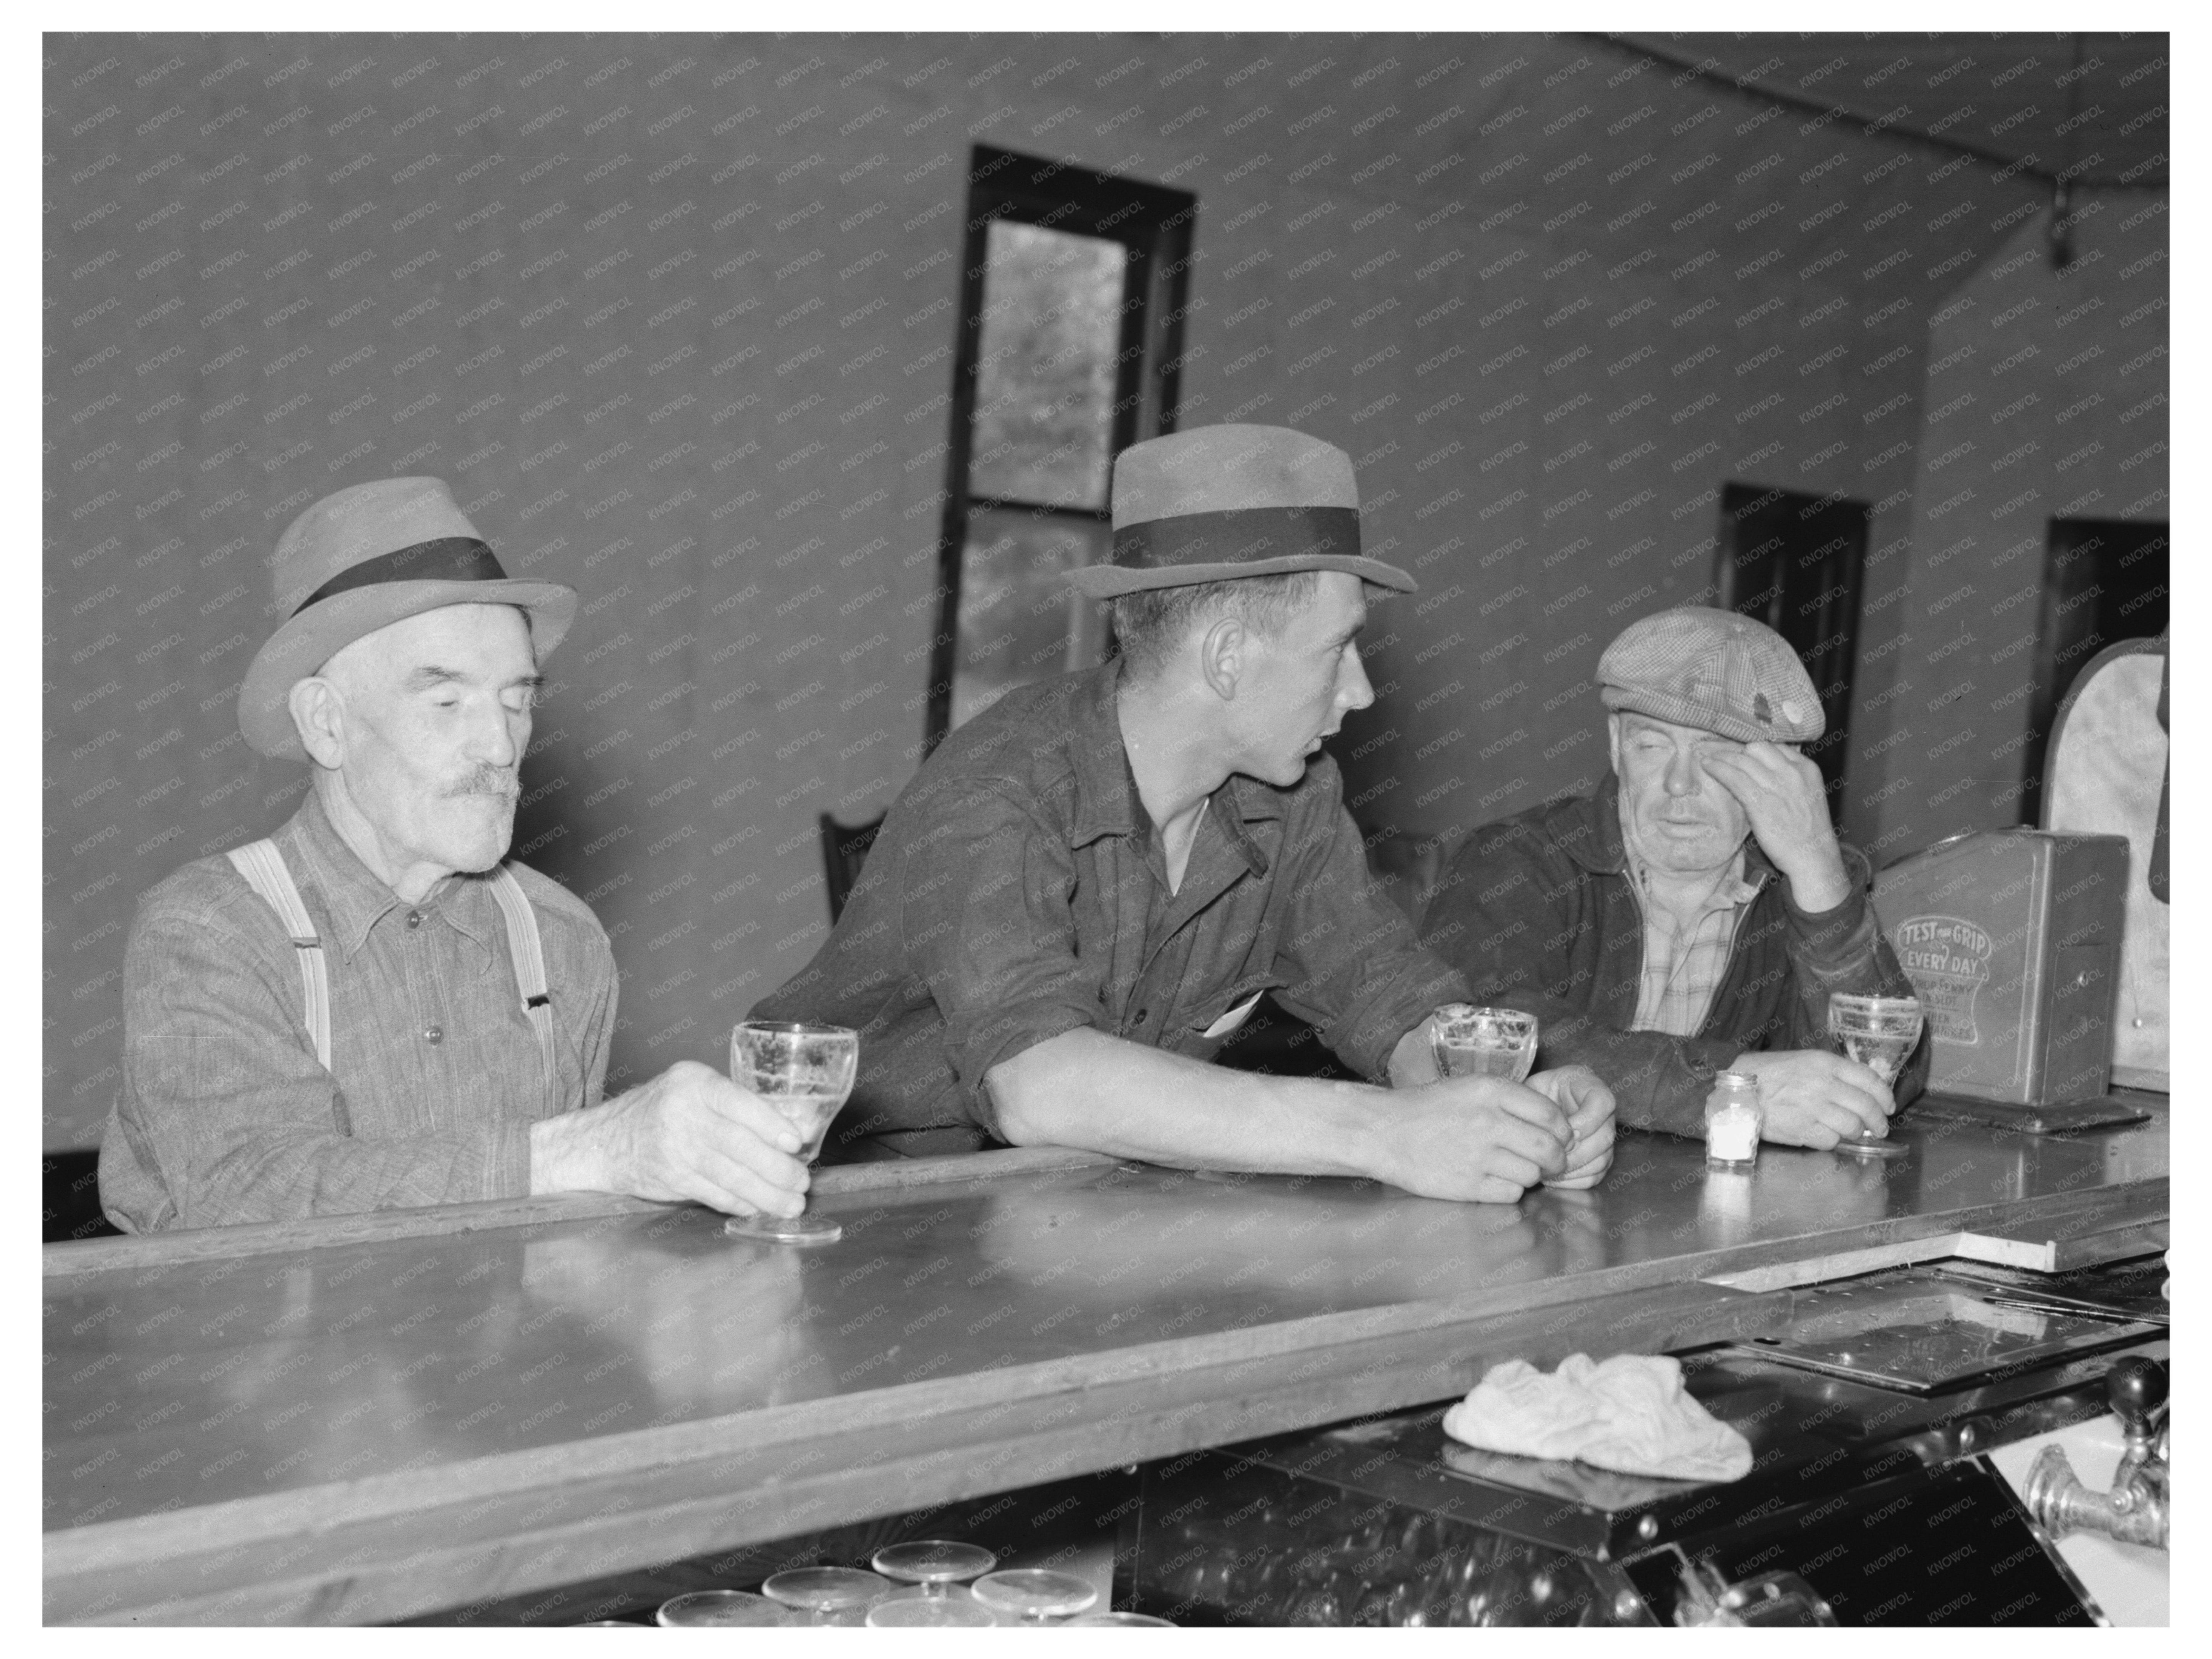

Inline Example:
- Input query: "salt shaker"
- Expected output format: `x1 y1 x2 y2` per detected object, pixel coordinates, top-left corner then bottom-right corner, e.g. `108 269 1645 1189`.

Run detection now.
1704 1070 1763 1170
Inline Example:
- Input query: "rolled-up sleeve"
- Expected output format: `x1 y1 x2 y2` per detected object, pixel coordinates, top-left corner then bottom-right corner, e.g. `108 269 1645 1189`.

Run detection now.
104 895 536 1232
1268 794 1471 1080
899 783 1101 1131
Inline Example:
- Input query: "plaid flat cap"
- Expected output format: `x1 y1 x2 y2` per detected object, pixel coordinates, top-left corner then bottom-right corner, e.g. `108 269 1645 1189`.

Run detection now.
1597 606 1823 743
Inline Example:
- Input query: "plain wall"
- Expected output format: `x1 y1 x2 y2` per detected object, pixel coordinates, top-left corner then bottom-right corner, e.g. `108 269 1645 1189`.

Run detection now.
1852 195 2171 856
44 32 2165 1146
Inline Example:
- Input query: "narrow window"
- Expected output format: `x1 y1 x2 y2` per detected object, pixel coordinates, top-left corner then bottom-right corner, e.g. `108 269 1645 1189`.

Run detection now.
925 147 1196 746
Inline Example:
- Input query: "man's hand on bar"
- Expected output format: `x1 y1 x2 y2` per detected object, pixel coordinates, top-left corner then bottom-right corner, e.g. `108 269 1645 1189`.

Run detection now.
1727 1049 1892 1149
528 1059 813 1216
1387 1024 1613 1193
1528 1065 1616 1189
1376 1074 1576 1203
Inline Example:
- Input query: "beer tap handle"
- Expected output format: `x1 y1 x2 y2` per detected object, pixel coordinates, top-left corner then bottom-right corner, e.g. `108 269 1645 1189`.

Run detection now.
2026 1354 2169 1550
2107 1358 2167 1444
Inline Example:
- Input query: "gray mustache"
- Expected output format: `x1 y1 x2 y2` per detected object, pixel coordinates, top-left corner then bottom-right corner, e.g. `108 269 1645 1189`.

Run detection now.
447 767 519 801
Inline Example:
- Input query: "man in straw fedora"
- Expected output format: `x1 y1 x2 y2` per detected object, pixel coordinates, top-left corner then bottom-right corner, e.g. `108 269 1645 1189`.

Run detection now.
756 425 1615 1200
102 478 812 1230
1418 605 1927 1150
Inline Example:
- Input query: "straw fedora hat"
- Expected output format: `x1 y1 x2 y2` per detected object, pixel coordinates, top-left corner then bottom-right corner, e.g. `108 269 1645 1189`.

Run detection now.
1069 424 1416 600
237 477 577 761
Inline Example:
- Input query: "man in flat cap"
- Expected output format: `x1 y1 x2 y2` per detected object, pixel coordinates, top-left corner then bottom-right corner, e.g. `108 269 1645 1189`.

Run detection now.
754 426 1613 1202
101 478 810 1230
1419 606 1927 1150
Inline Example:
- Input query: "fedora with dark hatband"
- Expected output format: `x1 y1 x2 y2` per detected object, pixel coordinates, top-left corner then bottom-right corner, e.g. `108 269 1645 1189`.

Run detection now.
237 477 578 761
1069 424 1416 599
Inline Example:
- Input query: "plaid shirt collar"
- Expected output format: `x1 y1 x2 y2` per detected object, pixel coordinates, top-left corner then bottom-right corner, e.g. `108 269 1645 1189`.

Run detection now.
1623 840 1763 914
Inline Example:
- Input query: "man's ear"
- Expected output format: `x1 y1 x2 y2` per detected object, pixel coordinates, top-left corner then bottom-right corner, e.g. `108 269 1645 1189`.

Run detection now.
1196 615 1247 702
1604 713 1624 776
289 678 347 770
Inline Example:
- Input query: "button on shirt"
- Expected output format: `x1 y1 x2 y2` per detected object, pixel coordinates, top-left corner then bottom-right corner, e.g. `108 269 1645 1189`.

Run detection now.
752 663 1470 1160
101 790 618 1232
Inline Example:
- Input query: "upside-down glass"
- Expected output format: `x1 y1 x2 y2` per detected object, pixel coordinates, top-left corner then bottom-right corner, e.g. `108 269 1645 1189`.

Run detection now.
724 1021 859 1246
866 1593 997 1628
1827 993 1923 1159
1431 1005 1540 1083
866 1540 1000 1627
760 1566 894 1626
873 1538 996 1598
1067 1611 1179 1626
654 1590 796 1627
970 1568 1101 1625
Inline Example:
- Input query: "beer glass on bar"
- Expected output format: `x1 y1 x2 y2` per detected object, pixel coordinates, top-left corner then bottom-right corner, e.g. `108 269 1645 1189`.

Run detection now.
1430 1005 1539 1083
723 1021 858 1246
1826 992 1923 1159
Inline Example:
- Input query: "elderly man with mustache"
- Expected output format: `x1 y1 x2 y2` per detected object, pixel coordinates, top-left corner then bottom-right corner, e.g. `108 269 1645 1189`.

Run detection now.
101 479 809 1231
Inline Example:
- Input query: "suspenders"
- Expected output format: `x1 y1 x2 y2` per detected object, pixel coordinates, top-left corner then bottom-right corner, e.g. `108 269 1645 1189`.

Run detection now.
224 839 557 1092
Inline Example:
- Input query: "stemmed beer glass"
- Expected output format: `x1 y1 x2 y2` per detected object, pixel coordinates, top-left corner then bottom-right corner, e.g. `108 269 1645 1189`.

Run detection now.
724 1020 858 1246
1826 992 1923 1159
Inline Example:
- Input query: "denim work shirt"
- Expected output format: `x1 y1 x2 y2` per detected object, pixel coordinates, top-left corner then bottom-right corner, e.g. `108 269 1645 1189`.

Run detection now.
1417 771 1926 1139
753 663 1471 1160
100 790 618 1231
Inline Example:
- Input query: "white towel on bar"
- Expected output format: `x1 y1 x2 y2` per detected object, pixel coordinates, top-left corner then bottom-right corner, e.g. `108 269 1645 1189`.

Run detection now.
1441 1353 1754 1483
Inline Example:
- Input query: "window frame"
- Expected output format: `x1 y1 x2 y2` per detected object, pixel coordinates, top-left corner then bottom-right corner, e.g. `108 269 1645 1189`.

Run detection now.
923 145 1197 752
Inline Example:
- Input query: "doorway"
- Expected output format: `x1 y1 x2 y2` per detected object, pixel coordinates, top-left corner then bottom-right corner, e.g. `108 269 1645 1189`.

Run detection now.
2020 518 2169 818
1712 483 1873 803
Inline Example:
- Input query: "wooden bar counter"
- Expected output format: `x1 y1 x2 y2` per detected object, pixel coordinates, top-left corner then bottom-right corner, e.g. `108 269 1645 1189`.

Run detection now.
45 1104 2167 1625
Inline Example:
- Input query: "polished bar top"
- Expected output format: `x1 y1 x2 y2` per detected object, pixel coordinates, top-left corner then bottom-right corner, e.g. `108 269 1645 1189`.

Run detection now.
45 1104 2165 1624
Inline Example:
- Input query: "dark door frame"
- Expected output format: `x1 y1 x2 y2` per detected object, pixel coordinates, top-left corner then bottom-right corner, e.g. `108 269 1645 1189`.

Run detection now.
1713 482 1873 805
2022 517 2169 815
